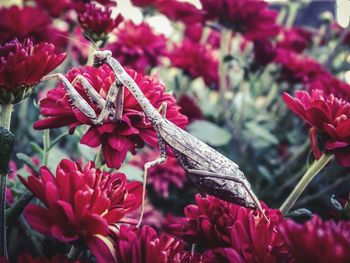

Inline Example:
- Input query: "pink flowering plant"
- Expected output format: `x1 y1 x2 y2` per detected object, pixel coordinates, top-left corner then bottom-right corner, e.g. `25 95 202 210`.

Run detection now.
0 0 350 262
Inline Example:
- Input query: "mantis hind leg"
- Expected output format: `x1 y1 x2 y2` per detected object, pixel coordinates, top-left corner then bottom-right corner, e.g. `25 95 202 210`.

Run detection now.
136 134 167 228
185 168 269 222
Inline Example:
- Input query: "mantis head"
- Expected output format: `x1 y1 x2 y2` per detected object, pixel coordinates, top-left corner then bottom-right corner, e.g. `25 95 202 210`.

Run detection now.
92 50 112 68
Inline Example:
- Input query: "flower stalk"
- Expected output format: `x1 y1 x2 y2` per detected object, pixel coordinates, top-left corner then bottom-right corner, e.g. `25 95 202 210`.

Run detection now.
280 153 333 215
0 103 14 259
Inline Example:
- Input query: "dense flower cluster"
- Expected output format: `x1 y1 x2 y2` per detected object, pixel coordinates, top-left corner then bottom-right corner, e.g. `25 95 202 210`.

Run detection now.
20 159 142 262
131 0 158 8
34 64 187 168
77 3 123 42
33 0 71 18
200 0 279 40
277 27 313 53
276 49 326 84
108 225 195 263
130 148 186 198
0 6 66 49
168 39 219 88
279 216 350 263
0 38 65 104
167 194 289 262
107 21 167 73
184 23 220 48
177 94 204 122
283 82 350 166
156 0 203 25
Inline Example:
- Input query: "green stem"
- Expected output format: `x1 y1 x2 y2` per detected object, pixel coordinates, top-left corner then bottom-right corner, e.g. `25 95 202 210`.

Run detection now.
285 2 299 27
42 130 50 166
219 28 231 92
0 104 13 259
0 105 13 128
279 153 333 215
94 147 104 167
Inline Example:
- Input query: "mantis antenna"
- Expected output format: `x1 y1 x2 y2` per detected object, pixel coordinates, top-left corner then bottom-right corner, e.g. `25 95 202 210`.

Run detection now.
54 33 99 51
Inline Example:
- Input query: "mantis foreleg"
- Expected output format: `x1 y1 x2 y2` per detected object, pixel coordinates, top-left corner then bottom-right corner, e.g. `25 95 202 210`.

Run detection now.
41 74 97 121
71 75 106 109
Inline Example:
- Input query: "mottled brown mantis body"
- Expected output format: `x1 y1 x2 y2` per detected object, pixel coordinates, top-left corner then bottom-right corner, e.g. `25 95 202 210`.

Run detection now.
42 50 268 226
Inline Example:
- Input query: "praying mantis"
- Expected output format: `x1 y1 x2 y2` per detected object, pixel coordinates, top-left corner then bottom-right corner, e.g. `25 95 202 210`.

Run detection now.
41 50 268 226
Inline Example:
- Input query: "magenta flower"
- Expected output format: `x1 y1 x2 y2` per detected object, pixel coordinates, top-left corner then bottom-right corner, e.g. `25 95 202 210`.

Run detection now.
0 38 65 104
34 0 71 18
275 49 326 84
108 225 196 263
253 39 276 66
200 0 279 40
279 216 350 263
131 0 159 7
19 159 142 262
184 23 220 48
78 3 123 42
107 21 167 73
283 84 350 166
156 0 203 24
277 27 313 53
168 194 283 250
177 94 204 122
0 6 67 49
34 65 187 168
168 39 219 89
130 148 186 198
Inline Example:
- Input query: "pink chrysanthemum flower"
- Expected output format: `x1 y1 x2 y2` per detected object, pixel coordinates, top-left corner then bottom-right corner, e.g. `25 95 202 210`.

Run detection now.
131 0 159 7
177 94 204 122
275 50 326 84
0 6 67 49
184 23 220 48
0 38 65 104
283 84 350 166
279 216 350 263
34 0 72 18
107 21 167 73
156 0 203 24
101 225 197 263
277 27 313 53
168 39 219 89
200 0 280 40
34 65 187 168
168 194 283 251
19 159 142 263
130 148 186 198
78 3 123 42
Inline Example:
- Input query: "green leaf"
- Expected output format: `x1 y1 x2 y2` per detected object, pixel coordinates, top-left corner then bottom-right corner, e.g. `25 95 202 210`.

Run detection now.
29 142 44 155
78 144 97 161
119 164 143 182
0 127 15 174
16 153 39 174
6 190 33 224
245 122 278 145
187 120 232 146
